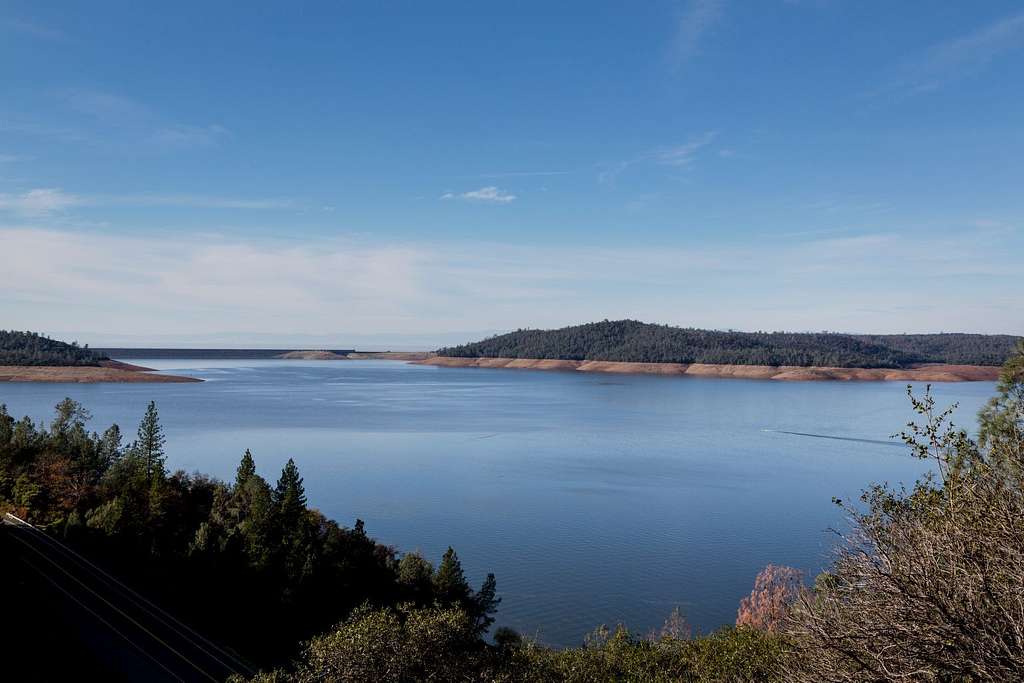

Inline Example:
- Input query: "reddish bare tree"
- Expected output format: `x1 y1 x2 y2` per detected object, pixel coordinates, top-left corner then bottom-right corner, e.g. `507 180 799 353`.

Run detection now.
736 564 805 632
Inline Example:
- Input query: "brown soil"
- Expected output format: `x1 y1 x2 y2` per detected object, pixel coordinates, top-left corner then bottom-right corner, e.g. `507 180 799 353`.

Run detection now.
0 362 201 383
415 357 1000 382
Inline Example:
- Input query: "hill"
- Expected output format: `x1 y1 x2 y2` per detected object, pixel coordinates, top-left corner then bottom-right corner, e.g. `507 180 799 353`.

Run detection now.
0 330 106 366
854 333 1022 366
436 321 1020 369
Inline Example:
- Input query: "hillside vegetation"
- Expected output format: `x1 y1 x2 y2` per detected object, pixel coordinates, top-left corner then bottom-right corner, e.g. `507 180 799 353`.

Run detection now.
438 320 1020 368
0 330 106 366
4 343 1024 680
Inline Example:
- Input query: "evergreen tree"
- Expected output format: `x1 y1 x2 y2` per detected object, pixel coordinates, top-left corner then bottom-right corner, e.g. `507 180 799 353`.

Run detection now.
274 458 306 524
979 340 1024 457
236 449 257 488
398 551 435 598
51 397 91 436
136 401 166 481
99 424 123 466
433 546 471 604
473 572 501 634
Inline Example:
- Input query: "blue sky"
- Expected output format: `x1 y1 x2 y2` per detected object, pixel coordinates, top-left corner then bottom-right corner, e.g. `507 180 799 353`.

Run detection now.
1 1 1022 346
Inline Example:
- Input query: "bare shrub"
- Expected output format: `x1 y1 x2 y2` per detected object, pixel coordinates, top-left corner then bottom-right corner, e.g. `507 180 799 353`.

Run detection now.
785 384 1024 681
736 564 805 633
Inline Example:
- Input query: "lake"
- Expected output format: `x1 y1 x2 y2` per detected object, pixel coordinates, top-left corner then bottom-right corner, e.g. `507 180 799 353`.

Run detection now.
0 358 995 646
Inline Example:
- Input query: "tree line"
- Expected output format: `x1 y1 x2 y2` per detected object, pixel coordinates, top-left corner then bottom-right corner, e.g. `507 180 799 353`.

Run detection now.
0 399 497 669
0 330 106 366
245 340 1024 680
437 320 1021 368
4 340 1024 680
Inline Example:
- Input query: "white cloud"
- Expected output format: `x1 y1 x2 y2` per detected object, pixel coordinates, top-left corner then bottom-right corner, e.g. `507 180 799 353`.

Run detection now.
45 88 230 150
150 124 229 149
478 171 570 178
881 10 1024 95
0 188 292 216
1 225 1020 339
64 89 149 122
599 131 718 183
1 18 64 40
441 186 517 203
669 0 723 68
656 132 718 166
105 193 291 210
0 188 81 216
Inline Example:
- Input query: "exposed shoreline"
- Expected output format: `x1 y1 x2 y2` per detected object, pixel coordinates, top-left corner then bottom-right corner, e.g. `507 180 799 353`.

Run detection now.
415 356 1001 382
0 360 201 384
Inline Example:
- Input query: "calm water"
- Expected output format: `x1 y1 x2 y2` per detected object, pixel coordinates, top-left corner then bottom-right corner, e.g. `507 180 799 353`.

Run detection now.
0 359 995 645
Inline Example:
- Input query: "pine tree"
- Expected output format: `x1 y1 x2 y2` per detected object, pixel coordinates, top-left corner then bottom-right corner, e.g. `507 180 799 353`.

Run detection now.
51 397 91 436
398 551 435 598
473 573 501 634
136 401 166 481
979 340 1024 456
99 424 123 467
236 449 256 488
433 546 471 604
274 458 307 530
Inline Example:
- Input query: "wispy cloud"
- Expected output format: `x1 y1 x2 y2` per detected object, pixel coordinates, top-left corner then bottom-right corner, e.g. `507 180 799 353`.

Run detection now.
0 189 80 216
1 17 65 40
440 186 517 203
477 171 570 179
599 131 718 183
2 225 1019 337
0 119 90 144
150 124 230 149
29 88 231 151
655 131 718 166
0 188 293 216
104 193 291 210
669 0 723 69
879 10 1024 95
63 89 149 122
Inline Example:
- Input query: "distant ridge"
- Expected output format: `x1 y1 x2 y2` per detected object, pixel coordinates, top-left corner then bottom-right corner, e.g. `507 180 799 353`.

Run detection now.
94 348 356 359
436 320 1021 369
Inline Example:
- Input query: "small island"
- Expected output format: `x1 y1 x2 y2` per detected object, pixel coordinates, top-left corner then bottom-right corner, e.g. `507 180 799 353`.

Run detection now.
0 331 200 383
419 320 1020 382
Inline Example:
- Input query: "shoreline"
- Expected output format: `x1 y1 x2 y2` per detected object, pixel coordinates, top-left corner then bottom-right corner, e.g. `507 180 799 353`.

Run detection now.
0 360 202 384
415 356 1001 382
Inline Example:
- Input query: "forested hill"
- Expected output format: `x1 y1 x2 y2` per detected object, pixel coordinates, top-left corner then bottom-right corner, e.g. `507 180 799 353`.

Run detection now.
0 330 106 366
437 321 1021 369
854 333 1022 367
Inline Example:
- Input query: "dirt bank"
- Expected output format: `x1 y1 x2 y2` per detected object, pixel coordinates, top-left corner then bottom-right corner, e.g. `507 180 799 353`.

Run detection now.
0 360 201 383
415 357 1000 382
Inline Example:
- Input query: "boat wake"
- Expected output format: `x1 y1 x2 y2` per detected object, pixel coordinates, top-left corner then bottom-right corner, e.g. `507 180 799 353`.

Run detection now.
762 429 900 447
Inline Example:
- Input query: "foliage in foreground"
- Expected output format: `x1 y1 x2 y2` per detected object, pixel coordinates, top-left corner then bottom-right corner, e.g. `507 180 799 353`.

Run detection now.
241 604 786 683
785 340 1024 681
5 341 1024 681
0 399 497 667
248 342 1024 682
